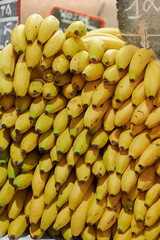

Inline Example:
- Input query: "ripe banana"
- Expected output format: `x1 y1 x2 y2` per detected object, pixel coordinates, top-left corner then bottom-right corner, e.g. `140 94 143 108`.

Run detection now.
129 123 146 137
39 55 54 71
107 171 121 196
44 169 57 205
13 170 33 190
0 71 13 96
39 152 54 173
29 96 47 120
69 111 84 138
43 81 60 99
53 107 69 136
0 94 15 111
11 24 27 54
137 166 156 191
145 106 160 128
118 129 134 151
0 208 9 237
115 150 130 175
15 110 36 134
97 228 111 240
38 129 56 153
134 192 147 222
106 191 122 209
102 49 118 67
65 20 87 38
70 50 89 74
117 207 133 233
19 150 40 172
62 82 77 99
88 37 105 62
91 128 108 149
54 156 71 186
66 146 79 168
44 93 67 114
84 145 99 166
95 174 108 201
131 80 146 106
26 38 43 69
103 64 127 84
82 62 104 81
20 127 39 153
15 93 32 114
61 224 73 240
7 157 19 181
108 128 122 146
56 127 73 154
1 106 18 128
42 67 55 82
131 214 145 236
75 155 91 183
92 154 106 178
103 144 119 172
145 199 160 227
0 179 16 208
144 177 160 207
0 165 7 188
71 73 86 91
50 145 63 163
29 221 45 239
81 225 96 240
144 221 160 240
52 53 70 75
10 141 26 166
35 113 55 133
53 71 72 86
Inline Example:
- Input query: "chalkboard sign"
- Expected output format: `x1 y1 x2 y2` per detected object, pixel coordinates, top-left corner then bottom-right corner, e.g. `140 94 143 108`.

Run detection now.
116 0 160 58
0 0 20 50
51 6 105 33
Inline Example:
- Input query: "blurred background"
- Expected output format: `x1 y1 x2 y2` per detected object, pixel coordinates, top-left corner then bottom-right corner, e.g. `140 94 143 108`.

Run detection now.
20 0 118 27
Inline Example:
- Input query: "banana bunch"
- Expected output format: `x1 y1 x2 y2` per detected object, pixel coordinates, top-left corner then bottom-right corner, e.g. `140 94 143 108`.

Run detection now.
0 13 160 240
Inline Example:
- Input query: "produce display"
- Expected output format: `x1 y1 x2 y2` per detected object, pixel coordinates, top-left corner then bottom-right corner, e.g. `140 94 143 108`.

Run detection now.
0 13 160 240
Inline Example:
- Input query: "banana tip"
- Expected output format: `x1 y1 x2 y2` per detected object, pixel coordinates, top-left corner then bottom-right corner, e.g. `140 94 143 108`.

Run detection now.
9 235 16 239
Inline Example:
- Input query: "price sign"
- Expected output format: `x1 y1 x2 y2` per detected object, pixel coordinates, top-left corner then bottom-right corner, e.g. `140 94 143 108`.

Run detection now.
0 0 20 50
51 6 105 33
116 0 160 58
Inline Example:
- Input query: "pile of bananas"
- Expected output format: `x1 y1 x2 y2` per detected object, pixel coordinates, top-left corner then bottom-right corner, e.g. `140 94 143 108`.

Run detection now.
0 13 160 240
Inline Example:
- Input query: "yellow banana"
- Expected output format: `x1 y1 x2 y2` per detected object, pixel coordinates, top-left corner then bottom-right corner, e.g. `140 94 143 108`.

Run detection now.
13 53 31 97
70 183 95 236
15 93 32 114
106 191 122 209
137 166 156 191
42 67 55 82
103 144 119 172
131 214 145 236
0 208 9 237
0 94 15 111
84 145 99 166
24 13 43 43
0 43 17 77
71 73 86 91
39 55 54 71
29 96 47 120
61 224 73 240
129 48 157 82
70 50 89 74
65 20 87 38
66 94 85 119
76 155 91 183
91 128 108 149
81 225 96 240
0 179 16 208
11 24 27 54
44 93 67 114
145 106 160 128
87 27 120 37
29 220 45 239
131 81 146 106
53 108 70 136
108 128 123 146
102 49 118 67
38 129 56 153
42 30 66 58
1 106 18 128
68 111 83 138
19 150 40 172
95 174 108 201
112 94 124 111
66 146 79 168
145 199 160 227
0 147 9 165
26 38 43 69
153 89 160 107
13 170 33 190
92 154 106 178
144 221 160 240
53 203 72 230
24 188 32 222
29 191 45 225
115 45 139 70
35 112 55 133
103 105 116 132
118 129 133 151
113 228 132 240
53 71 72 86
7 158 19 181
32 164 49 197
44 169 57 205
54 156 71 186
56 127 73 154
103 64 127 84
20 127 39 154
117 208 133 233
50 145 63 164
145 177 160 207
134 192 148 222
10 140 26 166
0 128 10 151
122 193 134 212
115 150 130 175
97 228 111 240
0 165 7 188
52 53 70 75
62 37 88 59
43 81 60 99
82 62 104 81
15 110 36 134
8 213 29 239
88 37 105 62
129 123 146 137
107 171 121 196
37 15 60 44
39 152 54 172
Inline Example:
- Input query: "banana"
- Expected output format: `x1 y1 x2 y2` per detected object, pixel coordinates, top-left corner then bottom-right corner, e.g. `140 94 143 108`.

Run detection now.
0 94 15 111
131 98 154 125
15 110 36 134
121 161 138 193
20 127 39 154
129 48 158 82
131 214 145 236
54 156 71 186
44 169 57 205
26 38 43 69
91 82 116 108
29 220 45 239
8 213 29 239
0 165 7 188
107 171 121 196
50 145 63 164
134 192 148 222
127 184 139 202
30 63 43 79
144 177 160 207
82 32 120 41
145 199 160 227
40 55 54 71
73 128 92 156
70 50 89 74
145 106 160 128
29 96 47 120
7 158 19 181
129 123 146 137
153 89 160 107
103 105 116 132
115 150 130 175
24 13 43 43
131 81 146 106
138 138 160 168
56 127 73 154
35 113 55 133
52 53 70 75
43 81 60 99
86 193 106 225
65 20 87 38
62 37 88 59
84 98 111 130
0 43 17 77
32 164 49 197
88 37 105 63
106 191 122 209
39 152 54 172
113 228 132 240
56 170 76 208
7 189 28 221
103 64 127 84
53 108 70 136
84 145 99 166
71 73 86 91
97 228 111 240
1 106 18 129
19 150 40 172
0 179 16 208
13 53 31 98
10 138 27 165
53 203 72 230
61 224 73 240
42 30 66 58
135 158 145 175
9 125 23 142
144 221 160 240
66 94 85 119
87 27 120 36
97 201 122 231
0 209 9 237
114 99 135 127
42 67 55 82
15 93 32 114
81 79 101 107
40 197 58 231
91 128 108 149
109 128 123 146
81 225 96 240
44 93 67 114
66 146 79 168
95 173 108 201
38 128 56 153
0 147 9 165
103 144 119 172
69 174 94 211
24 188 33 221
92 154 106 178
70 183 95 236
11 24 27 54
102 49 118 67
137 166 156 191
75 155 91 183
13 170 33 190
118 129 134 151
53 71 72 86
37 15 60 44
128 129 151 160
82 62 104 81
29 191 45 225
112 94 124 111
115 45 139 70
117 208 133 233
0 128 10 151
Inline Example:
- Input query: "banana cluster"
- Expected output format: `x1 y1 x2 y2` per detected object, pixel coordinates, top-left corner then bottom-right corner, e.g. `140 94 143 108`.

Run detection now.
0 13 160 240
